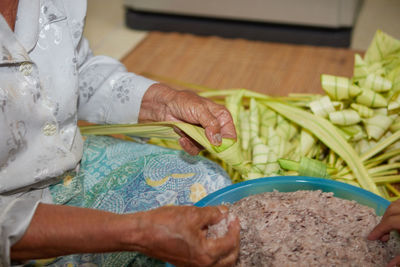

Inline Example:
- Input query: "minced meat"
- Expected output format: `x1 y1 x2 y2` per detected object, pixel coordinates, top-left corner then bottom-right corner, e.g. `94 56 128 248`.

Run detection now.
207 190 400 266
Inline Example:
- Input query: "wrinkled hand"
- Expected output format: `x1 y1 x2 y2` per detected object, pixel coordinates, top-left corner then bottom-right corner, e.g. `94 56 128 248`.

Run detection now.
134 205 240 267
368 200 400 267
139 83 237 155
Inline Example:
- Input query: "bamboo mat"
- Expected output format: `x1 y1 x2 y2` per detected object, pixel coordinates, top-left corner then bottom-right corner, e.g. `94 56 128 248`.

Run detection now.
122 32 362 96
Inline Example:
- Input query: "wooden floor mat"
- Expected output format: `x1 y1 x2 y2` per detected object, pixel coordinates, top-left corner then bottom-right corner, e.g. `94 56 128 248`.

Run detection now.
122 32 361 96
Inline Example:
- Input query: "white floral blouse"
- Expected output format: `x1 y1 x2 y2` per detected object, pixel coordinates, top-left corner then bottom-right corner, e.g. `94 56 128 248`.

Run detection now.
0 0 155 264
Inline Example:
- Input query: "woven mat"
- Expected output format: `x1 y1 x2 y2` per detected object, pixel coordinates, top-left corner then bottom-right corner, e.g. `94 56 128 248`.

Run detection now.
122 32 361 96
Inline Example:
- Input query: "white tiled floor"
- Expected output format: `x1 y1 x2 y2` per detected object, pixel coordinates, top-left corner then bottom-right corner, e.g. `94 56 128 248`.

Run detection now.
84 0 400 59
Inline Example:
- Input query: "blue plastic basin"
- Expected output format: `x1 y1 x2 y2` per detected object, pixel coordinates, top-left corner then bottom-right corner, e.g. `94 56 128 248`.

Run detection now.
165 176 390 267
195 176 390 215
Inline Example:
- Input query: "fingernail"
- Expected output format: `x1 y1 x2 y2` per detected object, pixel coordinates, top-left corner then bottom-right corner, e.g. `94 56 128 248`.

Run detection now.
213 133 222 144
217 205 228 214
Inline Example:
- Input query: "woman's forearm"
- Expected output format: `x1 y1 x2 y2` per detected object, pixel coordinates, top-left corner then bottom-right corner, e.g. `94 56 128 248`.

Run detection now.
11 204 240 266
10 203 144 260
0 0 19 30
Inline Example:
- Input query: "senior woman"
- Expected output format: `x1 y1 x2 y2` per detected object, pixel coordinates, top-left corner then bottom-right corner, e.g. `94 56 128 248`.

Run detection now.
0 0 240 266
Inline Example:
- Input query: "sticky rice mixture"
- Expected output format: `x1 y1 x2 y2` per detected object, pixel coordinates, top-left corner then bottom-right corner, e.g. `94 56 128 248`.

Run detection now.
208 190 400 267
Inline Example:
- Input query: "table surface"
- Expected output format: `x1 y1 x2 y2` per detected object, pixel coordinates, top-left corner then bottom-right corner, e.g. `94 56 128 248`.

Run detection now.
122 32 362 96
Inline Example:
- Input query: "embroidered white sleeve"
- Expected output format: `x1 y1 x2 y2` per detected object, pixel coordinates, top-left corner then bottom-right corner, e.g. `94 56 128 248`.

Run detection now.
76 38 156 124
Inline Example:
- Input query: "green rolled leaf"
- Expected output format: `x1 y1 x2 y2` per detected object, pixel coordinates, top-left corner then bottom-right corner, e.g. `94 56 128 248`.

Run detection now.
239 108 251 151
259 105 277 142
365 30 400 64
356 88 387 108
388 92 400 115
374 108 389 116
329 109 361 126
300 129 316 156
363 73 392 92
251 136 269 173
363 115 393 140
387 66 400 92
212 138 236 153
390 116 400 132
321 74 361 100
354 54 369 82
249 98 260 139
275 115 298 141
299 157 330 179
309 96 335 118
278 158 299 172
267 126 295 158
264 101 380 195
225 89 244 128
350 103 374 118
340 125 366 141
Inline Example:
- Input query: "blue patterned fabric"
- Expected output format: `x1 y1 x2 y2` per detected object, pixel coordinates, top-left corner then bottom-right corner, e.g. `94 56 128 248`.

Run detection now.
45 135 231 266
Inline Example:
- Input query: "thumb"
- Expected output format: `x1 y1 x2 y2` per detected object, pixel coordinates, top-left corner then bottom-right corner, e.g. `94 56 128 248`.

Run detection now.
196 107 222 146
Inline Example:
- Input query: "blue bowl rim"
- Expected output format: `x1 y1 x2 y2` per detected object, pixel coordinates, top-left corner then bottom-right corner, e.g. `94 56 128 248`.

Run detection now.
166 176 390 267
195 176 390 207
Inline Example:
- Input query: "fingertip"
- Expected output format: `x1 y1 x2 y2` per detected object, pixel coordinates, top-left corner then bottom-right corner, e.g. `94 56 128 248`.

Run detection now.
217 205 229 214
213 133 222 146
179 137 201 155
217 108 237 139
226 216 241 241
179 137 190 153
228 218 241 258
388 255 400 267
205 127 222 146
368 228 390 242
381 234 390 242
220 122 237 140
203 206 227 225
223 132 237 140
230 217 241 233
367 219 394 242
367 231 378 241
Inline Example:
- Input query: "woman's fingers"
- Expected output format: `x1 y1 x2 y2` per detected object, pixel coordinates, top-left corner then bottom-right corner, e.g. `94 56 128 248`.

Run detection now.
196 105 223 146
179 137 202 155
369 201 400 241
380 233 390 242
173 124 204 155
206 218 240 262
197 206 228 228
368 215 400 241
384 200 400 219
159 88 236 150
209 105 237 140
387 255 400 267
368 221 391 241
144 206 240 267
142 85 237 147
201 102 237 146
175 90 236 146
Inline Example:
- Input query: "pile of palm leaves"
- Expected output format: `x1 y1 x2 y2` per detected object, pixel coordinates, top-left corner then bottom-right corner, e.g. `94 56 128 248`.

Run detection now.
80 30 400 201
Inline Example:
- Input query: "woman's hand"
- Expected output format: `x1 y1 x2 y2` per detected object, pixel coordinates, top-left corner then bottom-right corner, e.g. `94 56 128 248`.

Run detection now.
125 205 240 267
368 200 400 267
12 204 240 267
139 83 237 155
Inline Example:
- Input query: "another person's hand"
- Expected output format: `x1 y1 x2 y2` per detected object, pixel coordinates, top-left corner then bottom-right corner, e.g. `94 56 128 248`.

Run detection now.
368 200 400 267
128 205 240 267
139 83 237 155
